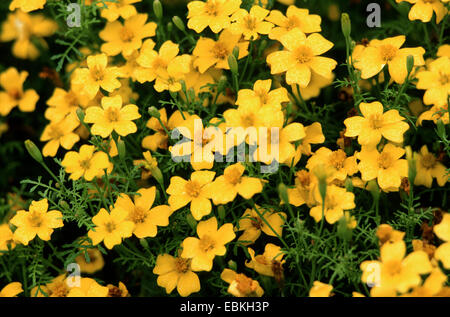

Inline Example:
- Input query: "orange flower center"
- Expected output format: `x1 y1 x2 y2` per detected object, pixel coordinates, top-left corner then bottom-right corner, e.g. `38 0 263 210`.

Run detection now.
175 257 190 273
439 72 450 85
241 113 255 128
120 27 134 42
296 170 311 188
293 45 313 64
384 260 402 276
199 235 215 252
368 113 384 129
48 125 65 139
256 89 269 105
90 65 105 81
79 158 91 170
234 274 258 295
130 206 147 223
204 0 219 16
105 107 121 123
377 152 394 169
212 42 230 60
9 89 22 100
152 57 168 71
185 180 202 198
380 44 398 62
28 211 43 228
65 91 79 107
421 153 436 169
224 168 242 185
243 15 257 30
50 282 69 297
286 16 300 31
329 150 346 170
251 217 263 230
105 221 116 233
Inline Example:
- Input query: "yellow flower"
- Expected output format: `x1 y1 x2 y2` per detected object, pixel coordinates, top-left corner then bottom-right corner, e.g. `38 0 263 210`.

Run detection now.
205 163 263 205
167 171 216 220
437 44 450 58
61 145 111 181
361 240 432 296
434 212 450 269
100 13 157 57
229 6 273 40
376 224 405 246
107 282 130 297
153 254 201 297
0 10 57 59
84 95 141 138
415 56 450 107
75 247 105 274
133 151 159 180
10 0 46 12
221 268 264 297
40 114 80 157
237 206 286 245
286 170 318 207
115 187 172 238
357 144 408 191
193 29 249 73
72 54 122 100
297 122 325 156
99 0 141 22
67 278 109 297
309 281 333 297
266 28 336 87
0 224 17 251
245 243 285 278
402 268 447 297
0 67 39 116
0 282 23 297
187 0 242 33
45 88 89 122
395 0 448 23
414 145 448 188
153 54 192 93
306 147 358 182
354 35 425 84
344 101 409 147
31 274 70 297
417 103 449 125
181 217 235 271
235 79 289 110
10 199 63 246
309 185 355 224
88 207 134 249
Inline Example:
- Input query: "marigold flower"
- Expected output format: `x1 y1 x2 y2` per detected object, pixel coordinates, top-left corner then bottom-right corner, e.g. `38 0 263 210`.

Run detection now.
193 29 249 73
205 163 263 205
75 247 105 274
286 170 318 207
309 185 355 224
153 254 201 297
361 240 432 296
245 243 285 278
395 0 448 23
414 145 448 188
40 114 80 157
84 95 141 138
88 207 134 249
221 268 264 297
266 6 321 41
434 212 450 269
9 0 46 12
72 54 122 100
31 274 70 297
133 151 159 180
402 268 447 297
266 28 336 87
167 171 215 220
344 101 409 147
107 282 130 297
306 147 358 182
10 199 63 246
417 104 449 125
45 88 89 122
0 224 17 252
61 145 111 181
0 67 39 116
0 282 23 297
309 281 333 297
354 35 425 84
100 14 157 58
236 79 289 110
237 206 286 245
0 10 57 60
357 144 408 191
229 6 273 40
115 187 172 238
415 56 450 107
181 217 235 271
376 224 405 246
187 0 242 33
67 278 109 297
99 0 141 22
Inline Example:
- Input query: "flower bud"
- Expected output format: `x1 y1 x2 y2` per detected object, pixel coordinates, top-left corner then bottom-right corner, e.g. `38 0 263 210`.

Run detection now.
167 21 173 34
151 166 164 188
76 107 85 122
24 140 43 164
217 75 228 92
406 55 414 74
341 13 351 38
148 106 161 119
218 206 226 219
140 238 149 250
232 46 239 59
313 164 328 202
186 214 197 231
153 0 163 20
172 16 185 32
405 146 416 184
278 183 289 205
228 260 237 271
228 54 238 74
117 139 126 161
367 179 380 202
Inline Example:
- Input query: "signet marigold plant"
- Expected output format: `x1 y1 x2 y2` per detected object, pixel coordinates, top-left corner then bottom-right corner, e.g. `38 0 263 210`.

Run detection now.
0 0 449 300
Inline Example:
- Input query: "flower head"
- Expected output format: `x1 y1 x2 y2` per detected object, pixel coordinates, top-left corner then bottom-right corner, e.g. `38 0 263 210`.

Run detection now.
221 268 264 297
61 145 111 181
187 0 242 33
